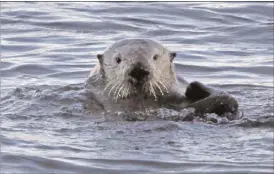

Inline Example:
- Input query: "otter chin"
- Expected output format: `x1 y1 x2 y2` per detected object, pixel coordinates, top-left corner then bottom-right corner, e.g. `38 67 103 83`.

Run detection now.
85 38 238 117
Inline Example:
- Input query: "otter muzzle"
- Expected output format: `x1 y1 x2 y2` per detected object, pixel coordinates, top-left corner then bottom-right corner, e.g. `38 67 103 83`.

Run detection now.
128 63 149 85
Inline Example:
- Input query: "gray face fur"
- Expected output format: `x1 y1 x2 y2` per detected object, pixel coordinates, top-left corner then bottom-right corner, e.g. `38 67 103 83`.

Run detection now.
97 39 177 100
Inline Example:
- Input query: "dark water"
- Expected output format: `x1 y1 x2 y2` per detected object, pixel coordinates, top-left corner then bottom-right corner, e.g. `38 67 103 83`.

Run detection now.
1 2 273 174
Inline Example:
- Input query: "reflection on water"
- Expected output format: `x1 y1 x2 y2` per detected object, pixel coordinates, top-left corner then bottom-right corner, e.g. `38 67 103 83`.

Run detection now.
1 2 273 174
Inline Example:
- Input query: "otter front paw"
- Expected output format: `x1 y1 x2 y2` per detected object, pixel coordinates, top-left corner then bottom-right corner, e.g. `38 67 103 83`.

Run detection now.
185 81 211 102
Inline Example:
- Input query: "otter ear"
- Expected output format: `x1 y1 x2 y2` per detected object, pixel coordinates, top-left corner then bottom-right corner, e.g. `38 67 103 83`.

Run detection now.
169 52 176 62
97 54 103 65
97 54 105 77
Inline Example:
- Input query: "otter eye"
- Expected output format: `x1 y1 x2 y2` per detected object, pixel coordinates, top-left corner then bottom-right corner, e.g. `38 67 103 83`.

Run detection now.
116 57 121 64
153 54 159 61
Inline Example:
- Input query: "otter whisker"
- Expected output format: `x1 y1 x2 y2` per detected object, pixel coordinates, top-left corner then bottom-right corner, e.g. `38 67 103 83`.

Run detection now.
154 80 164 96
116 84 124 98
123 83 130 98
151 68 167 95
114 82 123 97
124 84 130 98
120 85 126 98
148 81 157 100
104 82 113 93
147 82 152 95
116 83 125 99
159 79 169 93
108 81 120 97
152 81 159 98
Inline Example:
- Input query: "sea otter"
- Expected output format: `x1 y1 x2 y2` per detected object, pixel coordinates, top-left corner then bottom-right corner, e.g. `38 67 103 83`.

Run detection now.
84 39 238 119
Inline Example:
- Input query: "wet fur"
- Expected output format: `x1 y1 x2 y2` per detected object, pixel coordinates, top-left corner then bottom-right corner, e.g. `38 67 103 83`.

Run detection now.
85 39 238 116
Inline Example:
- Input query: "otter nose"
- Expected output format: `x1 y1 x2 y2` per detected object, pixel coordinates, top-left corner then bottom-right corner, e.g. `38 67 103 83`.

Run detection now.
129 63 149 83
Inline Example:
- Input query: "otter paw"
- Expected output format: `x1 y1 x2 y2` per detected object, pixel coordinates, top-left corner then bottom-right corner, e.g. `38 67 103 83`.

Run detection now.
185 81 211 101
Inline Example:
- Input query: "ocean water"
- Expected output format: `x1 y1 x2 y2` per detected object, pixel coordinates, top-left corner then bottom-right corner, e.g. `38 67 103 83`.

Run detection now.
1 2 273 174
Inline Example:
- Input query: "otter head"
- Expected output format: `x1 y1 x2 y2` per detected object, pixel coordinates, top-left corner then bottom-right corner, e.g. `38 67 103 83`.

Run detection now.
97 39 177 100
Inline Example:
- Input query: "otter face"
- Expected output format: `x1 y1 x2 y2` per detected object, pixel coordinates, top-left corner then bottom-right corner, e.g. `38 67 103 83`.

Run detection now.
97 39 177 100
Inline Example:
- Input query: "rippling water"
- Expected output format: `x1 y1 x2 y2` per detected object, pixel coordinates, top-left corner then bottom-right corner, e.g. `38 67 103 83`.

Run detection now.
1 2 274 174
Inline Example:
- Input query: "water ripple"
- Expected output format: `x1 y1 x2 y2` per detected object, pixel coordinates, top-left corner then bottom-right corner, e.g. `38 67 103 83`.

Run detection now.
1 2 273 173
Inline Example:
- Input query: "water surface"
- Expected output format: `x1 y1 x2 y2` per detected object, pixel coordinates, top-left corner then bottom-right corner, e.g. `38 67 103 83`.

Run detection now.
1 2 273 174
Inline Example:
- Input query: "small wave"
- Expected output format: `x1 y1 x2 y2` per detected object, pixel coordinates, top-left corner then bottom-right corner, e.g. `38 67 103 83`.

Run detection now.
232 116 274 128
102 107 242 124
1 152 94 174
2 44 40 52
3 83 84 99
175 63 274 76
0 61 14 69
1 64 59 76
1 83 88 120
2 152 273 174
47 71 89 79
175 64 218 73
211 84 274 89
26 20 144 33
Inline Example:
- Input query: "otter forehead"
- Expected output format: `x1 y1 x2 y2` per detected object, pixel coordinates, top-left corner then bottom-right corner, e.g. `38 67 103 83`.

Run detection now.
104 39 166 56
